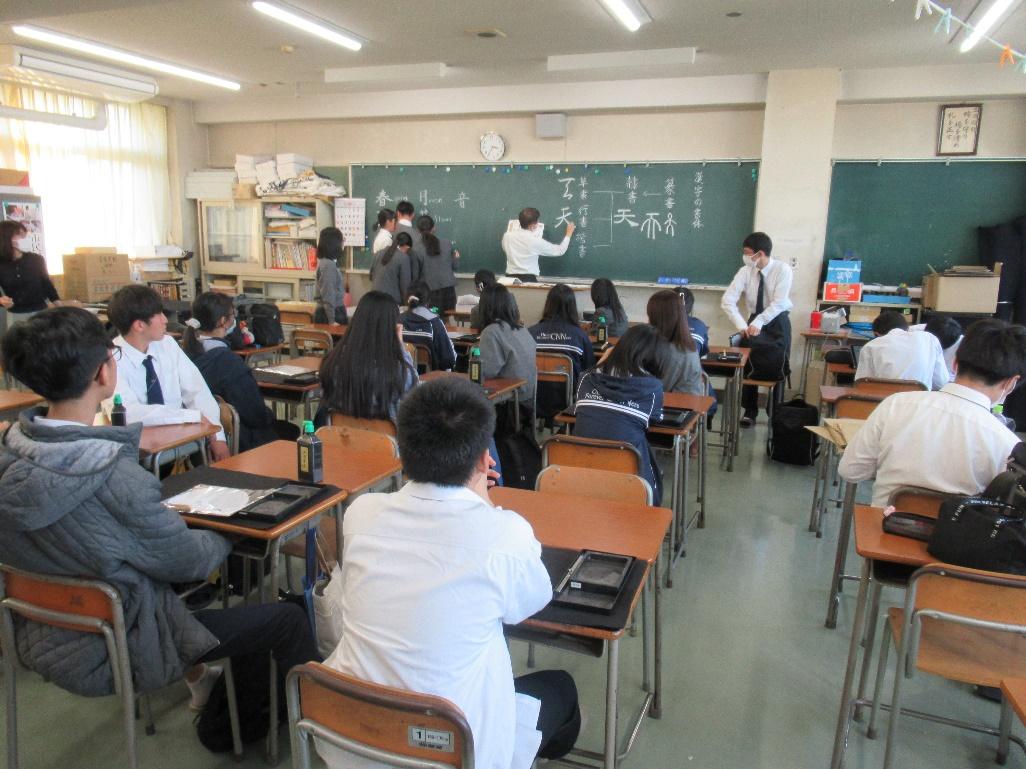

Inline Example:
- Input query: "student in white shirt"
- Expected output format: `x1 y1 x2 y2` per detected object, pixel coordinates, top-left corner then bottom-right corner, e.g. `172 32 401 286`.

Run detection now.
320 376 580 769
855 310 949 390
840 318 1025 507
720 231 793 425
501 207 575 281
371 207 396 255
918 314 963 382
105 284 228 461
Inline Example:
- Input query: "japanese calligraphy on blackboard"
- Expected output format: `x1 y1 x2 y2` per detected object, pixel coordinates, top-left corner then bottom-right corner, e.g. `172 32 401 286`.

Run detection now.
937 104 982 157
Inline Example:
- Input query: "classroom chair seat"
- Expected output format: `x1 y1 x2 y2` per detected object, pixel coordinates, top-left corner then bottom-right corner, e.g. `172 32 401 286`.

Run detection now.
536 464 653 506
853 377 927 397
541 433 642 476
291 328 333 358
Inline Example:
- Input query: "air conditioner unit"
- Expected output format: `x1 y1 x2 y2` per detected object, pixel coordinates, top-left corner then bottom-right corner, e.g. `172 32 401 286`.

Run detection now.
0 45 158 103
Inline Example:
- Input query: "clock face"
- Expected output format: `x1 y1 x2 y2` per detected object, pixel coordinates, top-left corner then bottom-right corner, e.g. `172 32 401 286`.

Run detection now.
479 132 506 161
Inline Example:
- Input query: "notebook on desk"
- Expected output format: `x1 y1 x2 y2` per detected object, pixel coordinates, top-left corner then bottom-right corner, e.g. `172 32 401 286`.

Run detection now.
650 407 692 428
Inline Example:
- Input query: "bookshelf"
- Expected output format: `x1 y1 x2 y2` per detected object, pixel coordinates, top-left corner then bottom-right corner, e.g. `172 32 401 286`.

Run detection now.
197 195 335 301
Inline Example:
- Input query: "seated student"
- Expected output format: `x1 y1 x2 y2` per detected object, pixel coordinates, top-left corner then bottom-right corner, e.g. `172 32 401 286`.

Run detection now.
316 290 418 427
318 376 580 769
183 291 299 451
0 308 316 710
478 284 537 421
400 280 457 371
590 277 629 339
530 283 594 421
854 310 948 390
313 226 348 325
920 314 963 382
839 318 1024 507
370 231 413 305
647 289 704 396
677 286 710 356
572 324 668 505
105 284 229 461
468 268 498 330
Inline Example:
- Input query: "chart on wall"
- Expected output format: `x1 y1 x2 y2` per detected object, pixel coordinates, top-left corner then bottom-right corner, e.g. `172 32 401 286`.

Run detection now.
333 162 759 286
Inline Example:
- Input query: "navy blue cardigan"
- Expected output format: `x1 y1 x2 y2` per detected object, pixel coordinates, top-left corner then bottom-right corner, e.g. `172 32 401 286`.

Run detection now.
191 342 277 451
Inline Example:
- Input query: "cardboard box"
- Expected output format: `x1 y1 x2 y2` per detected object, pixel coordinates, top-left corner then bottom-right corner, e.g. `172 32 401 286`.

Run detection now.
922 272 1000 314
233 183 257 199
823 282 863 302
0 168 30 187
62 250 133 302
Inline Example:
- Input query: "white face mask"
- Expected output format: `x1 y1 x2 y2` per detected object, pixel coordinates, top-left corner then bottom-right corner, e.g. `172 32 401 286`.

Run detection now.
225 319 237 336
742 252 754 267
14 236 31 252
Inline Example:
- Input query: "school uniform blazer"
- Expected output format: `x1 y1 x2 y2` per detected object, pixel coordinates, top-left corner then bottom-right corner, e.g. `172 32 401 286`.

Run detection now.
394 220 426 282
419 237 458 291
370 248 412 305
192 341 278 451
528 320 593 382
401 306 457 371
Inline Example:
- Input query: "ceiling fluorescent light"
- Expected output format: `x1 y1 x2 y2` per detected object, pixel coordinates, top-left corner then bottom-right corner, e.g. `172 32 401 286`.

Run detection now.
11 25 240 90
252 1 364 52
548 47 695 71
960 0 1018 52
597 0 651 32
325 62 446 83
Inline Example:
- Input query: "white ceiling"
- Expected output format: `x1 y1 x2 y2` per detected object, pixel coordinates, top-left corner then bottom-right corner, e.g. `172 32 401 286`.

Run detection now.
0 0 1024 103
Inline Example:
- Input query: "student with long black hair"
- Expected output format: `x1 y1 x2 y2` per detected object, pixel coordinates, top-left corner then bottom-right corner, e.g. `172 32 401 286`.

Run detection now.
372 208 396 254
572 324 668 504
590 278 629 338
530 283 593 420
647 289 704 396
469 268 497 330
370 231 413 305
317 290 418 426
401 280 457 371
314 226 348 325
183 291 298 450
416 214 460 312
478 284 537 414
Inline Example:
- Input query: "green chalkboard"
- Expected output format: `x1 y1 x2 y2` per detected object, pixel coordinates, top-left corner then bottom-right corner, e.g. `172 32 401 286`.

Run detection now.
323 162 759 286
824 161 1026 286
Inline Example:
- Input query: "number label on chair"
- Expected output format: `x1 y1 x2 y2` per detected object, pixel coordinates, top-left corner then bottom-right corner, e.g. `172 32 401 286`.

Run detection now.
408 726 455 752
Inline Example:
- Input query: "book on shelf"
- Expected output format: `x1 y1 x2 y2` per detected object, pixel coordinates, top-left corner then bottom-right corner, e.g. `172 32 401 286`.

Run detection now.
269 240 317 270
264 202 314 218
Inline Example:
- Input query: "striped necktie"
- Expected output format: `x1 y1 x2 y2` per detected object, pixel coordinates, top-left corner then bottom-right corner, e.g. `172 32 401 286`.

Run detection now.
142 355 164 405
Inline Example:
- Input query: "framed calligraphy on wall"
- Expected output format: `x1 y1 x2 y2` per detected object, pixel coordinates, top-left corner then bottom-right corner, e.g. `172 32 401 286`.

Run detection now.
937 103 982 156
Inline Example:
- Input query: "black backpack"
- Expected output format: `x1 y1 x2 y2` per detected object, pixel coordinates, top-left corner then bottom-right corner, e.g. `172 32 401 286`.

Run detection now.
497 428 543 489
196 653 278 752
247 304 285 346
767 397 819 466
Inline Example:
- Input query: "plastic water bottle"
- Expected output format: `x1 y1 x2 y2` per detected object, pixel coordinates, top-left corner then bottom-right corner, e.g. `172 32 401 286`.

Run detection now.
469 347 483 386
993 404 1016 431
596 315 608 346
297 420 323 483
110 394 127 426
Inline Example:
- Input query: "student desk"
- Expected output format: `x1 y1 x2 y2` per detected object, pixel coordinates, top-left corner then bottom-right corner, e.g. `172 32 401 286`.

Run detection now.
0 390 43 421
445 307 473 326
491 486 672 769
257 355 322 422
138 419 221 478
419 370 527 424
701 346 750 472
299 323 346 340
823 361 856 386
234 343 285 367
798 329 852 395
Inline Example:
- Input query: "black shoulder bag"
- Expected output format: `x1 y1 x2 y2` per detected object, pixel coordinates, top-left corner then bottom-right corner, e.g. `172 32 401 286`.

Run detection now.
926 496 1026 576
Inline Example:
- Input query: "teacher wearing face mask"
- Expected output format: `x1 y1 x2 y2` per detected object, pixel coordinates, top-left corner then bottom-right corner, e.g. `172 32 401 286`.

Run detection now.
720 231 793 428
501 207 576 282
0 219 66 332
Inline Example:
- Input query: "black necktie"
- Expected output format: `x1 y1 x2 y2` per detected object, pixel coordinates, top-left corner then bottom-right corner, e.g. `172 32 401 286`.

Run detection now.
142 355 164 405
755 270 765 316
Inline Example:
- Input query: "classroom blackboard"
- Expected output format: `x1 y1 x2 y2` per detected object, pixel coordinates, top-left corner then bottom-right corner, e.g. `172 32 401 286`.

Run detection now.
824 160 1026 286
319 162 759 286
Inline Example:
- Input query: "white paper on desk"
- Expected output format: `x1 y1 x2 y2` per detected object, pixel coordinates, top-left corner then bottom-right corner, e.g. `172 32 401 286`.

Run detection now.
511 693 544 769
260 364 311 376
163 484 275 517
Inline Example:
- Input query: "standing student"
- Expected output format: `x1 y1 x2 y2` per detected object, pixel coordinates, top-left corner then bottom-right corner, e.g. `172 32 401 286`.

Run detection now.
647 289 704 396
183 292 299 451
530 283 593 420
317 290 418 426
313 226 348 325
401 280 457 371
855 310 948 390
417 214 460 312
370 231 413 305
105 284 229 461
478 284 537 417
501 207 575 281
720 231 793 427
0 219 64 329
572 325 668 505
590 277 629 338
394 200 426 282
371 207 396 254
678 286 710 356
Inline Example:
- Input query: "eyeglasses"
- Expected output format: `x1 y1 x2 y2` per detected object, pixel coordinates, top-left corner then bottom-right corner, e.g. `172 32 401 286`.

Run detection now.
94 345 121 382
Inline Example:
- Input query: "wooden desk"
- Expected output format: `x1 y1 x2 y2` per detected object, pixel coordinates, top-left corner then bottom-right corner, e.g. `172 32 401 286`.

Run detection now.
300 323 347 340
257 355 323 421
419 370 527 423
824 361 856 386
138 420 221 478
701 347 750 472
798 328 851 395
0 389 43 420
234 343 285 367
491 486 671 769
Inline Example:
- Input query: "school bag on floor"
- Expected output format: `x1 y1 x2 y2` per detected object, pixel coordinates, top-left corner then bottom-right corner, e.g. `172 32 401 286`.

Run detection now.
767 397 819 466
196 653 274 752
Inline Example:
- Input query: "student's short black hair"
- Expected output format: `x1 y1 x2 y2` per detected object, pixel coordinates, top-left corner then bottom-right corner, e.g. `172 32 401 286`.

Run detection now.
601 324 668 379
742 231 772 256
925 314 963 350
479 284 522 328
474 269 497 292
677 286 695 316
955 319 1026 386
518 207 541 228
396 200 415 217
108 284 164 335
872 310 908 336
397 376 496 486
2 307 112 401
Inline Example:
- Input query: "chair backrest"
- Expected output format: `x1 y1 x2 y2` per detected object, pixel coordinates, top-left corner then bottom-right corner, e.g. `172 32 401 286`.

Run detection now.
328 411 398 438
280 310 315 326
853 377 927 396
910 563 1026 633
0 565 121 638
287 662 474 769
407 343 432 373
536 352 574 415
215 396 240 455
887 486 955 519
542 433 642 475
291 328 333 357
834 393 884 420
316 425 399 458
536 464 652 506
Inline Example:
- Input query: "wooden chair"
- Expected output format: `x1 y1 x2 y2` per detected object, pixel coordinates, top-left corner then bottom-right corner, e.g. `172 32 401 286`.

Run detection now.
291 328 333 358
833 393 884 420
280 309 315 326
536 464 653 506
316 425 399 459
328 412 398 438
853 377 927 397
214 396 240 455
888 485 950 518
868 564 1026 768
0 565 243 769
286 662 474 769
541 433 642 475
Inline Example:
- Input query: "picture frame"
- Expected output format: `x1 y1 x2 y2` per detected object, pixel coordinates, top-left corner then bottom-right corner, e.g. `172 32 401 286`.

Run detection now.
937 103 982 156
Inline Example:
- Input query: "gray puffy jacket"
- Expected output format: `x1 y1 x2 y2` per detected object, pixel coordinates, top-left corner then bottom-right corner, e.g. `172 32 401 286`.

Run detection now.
0 410 232 696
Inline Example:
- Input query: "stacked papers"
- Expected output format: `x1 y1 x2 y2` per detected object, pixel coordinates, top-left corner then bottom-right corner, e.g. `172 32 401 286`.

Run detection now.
806 418 866 449
234 154 271 184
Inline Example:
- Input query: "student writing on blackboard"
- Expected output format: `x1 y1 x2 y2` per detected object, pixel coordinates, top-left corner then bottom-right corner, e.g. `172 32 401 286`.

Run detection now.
416 214 460 312
370 231 413 305
501 207 576 282
720 232 793 427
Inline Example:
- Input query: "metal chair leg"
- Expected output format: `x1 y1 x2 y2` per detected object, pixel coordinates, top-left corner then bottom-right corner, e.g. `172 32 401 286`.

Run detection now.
867 620 892 740
526 643 536 669
223 659 245 761
5 650 18 769
140 694 155 736
998 695 1012 766
854 581 883 722
881 621 909 769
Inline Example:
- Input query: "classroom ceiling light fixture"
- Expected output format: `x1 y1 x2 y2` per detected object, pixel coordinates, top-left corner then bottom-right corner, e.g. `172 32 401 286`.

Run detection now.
251 1 364 52
597 0 652 32
960 0 1018 52
10 24 240 90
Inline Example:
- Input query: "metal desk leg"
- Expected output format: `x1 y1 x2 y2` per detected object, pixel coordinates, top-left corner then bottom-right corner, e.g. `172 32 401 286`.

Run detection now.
652 558 662 719
808 441 830 534
830 559 871 769
604 639 620 769
825 481 858 629
798 337 813 397
267 536 285 764
698 417 707 527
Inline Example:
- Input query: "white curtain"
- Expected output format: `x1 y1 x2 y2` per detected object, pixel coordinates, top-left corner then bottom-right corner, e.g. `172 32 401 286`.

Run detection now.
0 84 170 273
